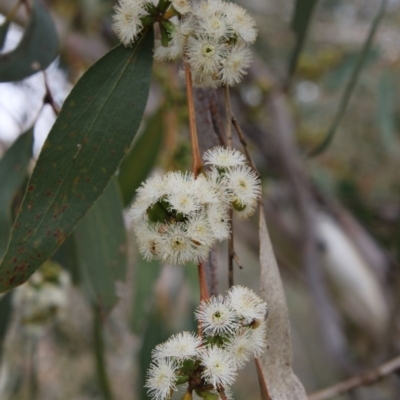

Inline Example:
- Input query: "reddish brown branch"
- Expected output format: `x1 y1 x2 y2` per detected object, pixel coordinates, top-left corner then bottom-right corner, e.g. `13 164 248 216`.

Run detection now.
184 62 202 177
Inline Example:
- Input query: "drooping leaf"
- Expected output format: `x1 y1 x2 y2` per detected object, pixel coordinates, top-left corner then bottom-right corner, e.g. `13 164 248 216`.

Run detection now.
74 179 127 313
130 257 162 334
0 31 154 293
51 234 80 285
308 0 387 157
377 71 398 154
258 207 307 400
288 0 319 79
0 129 33 259
118 108 164 207
0 292 13 363
0 20 10 51
0 1 59 82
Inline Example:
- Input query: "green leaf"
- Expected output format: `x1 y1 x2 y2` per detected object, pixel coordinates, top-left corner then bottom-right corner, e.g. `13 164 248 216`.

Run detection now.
130 258 162 334
0 129 33 259
308 0 387 157
74 179 127 313
377 71 398 154
0 31 153 293
118 108 164 207
288 0 319 80
0 292 13 363
0 20 10 51
52 235 80 285
0 1 59 82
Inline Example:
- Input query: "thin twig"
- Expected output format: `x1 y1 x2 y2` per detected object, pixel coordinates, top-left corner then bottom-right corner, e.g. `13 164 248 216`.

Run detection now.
255 357 272 400
223 86 235 288
184 62 202 176
197 262 210 302
308 355 400 400
224 86 232 148
231 115 259 174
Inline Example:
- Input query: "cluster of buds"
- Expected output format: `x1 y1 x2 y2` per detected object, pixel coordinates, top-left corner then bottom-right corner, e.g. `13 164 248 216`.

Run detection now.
130 146 261 265
145 286 268 400
12 261 70 336
112 0 257 87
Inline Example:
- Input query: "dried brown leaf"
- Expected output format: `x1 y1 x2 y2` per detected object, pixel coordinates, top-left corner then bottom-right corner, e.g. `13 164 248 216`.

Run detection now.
258 206 307 400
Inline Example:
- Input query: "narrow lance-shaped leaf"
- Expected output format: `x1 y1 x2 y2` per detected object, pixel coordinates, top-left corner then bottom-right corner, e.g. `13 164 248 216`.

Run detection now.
308 0 387 157
0 0 59 82
74 179 127 313
0 30 154 293
118 107 164 207
0 292 13 363
0 129 33 259
377 71 398 154
258 207 307 400
288 0 319 80
130 258 162 334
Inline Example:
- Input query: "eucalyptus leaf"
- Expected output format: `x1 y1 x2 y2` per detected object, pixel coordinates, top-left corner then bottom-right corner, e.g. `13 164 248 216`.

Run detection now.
0 31 153 293
377 71 397 154
0 1 59 82
0 292 13 363
118 108 164 207
74 179 127 313
258 207 307 400
0 129 33 259
288 0 319 79
130 258 162 334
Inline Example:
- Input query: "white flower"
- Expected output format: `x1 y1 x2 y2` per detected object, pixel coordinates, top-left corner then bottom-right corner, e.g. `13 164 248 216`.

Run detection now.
158 223 198 265
241 320 268 357
198 14 232 38
112 0 147 46
227 286 267 324
225 3 258 44
195 295 238 336
200 345 237 387
233 200 257 221
191 174 220 205
219 45 252 86
172 0 191 14
193 0 224 19
166 190 200 215
152 331 203 361
224 329 254 369
145 359 178 400
134 222 160 261
186 213 215 248
187 35 228 75
133 174 167 218
206 202 230 241
203 146 247 169
225 165 261 213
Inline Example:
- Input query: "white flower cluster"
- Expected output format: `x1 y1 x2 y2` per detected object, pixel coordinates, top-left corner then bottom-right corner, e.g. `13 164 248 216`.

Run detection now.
145 286 268 400
12 261 70 336
131 146 261 265
112 0 257 87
